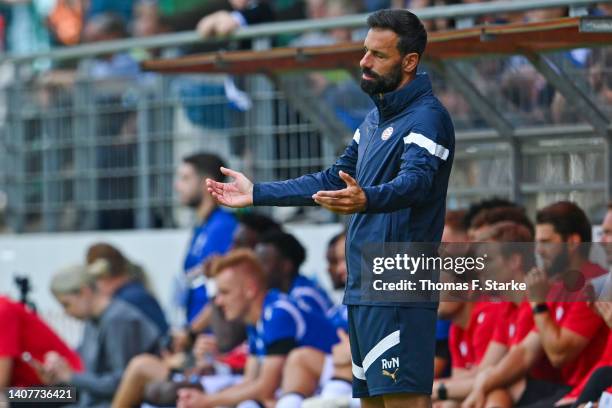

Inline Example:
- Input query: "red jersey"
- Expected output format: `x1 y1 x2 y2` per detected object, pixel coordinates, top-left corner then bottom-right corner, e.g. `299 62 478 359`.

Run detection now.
0 297 83 387
492 301 561 382
565 330 612 398
449 302 500 370
539 301 608 387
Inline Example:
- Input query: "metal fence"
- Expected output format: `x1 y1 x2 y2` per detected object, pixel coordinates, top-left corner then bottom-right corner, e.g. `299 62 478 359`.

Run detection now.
0 0 611 233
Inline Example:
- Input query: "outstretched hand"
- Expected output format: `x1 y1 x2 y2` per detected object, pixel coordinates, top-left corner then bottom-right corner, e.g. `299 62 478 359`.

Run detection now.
313 171 367 215
206 167 254 208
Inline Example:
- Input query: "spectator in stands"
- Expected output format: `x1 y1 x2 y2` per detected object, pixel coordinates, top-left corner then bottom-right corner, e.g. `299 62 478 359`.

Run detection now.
463 201 608 408
174 152 237 324
80 12 142 79
553 48 612 124
86 0 135 25
191 0 274 38
594 2 612 15
0 296 83 389
176 249 338 408
85 242 169 334
255 230 333 315
0 0 51 55
48 264 160 407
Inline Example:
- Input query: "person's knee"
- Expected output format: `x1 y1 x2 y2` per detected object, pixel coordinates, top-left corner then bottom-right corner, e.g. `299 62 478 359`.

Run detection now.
126 353 161 376
484 388 513 408
287 347 320 366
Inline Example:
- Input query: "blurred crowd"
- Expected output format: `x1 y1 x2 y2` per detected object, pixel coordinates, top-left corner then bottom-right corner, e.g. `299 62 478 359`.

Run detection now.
2 0 611 55
1 150 612 408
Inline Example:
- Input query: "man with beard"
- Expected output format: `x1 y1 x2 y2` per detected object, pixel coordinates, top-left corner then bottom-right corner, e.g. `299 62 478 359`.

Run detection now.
591 202 612 300
205 9 455 408
174 152 238 323
463 201 608 408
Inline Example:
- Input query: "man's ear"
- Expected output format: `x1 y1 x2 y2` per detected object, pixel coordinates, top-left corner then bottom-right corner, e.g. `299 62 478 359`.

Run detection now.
402 53 420 75
566 233 582 255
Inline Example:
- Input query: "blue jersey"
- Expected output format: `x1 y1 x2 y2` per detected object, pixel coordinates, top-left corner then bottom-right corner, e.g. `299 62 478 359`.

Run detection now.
184 208 237 322
327 304 349 333
253 73 455 307
247 290 339 357
289 274 333 315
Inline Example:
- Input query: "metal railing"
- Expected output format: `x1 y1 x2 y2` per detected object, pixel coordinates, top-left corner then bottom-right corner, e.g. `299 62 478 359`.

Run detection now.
0 0 610 233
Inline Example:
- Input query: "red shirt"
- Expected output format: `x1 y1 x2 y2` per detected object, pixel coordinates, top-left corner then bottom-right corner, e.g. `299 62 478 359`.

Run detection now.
449 302 500 370
565 330 612 398
547 262 607 302
0 297 83 387
492 301 534 347
492 301 561 382
538 301 608 387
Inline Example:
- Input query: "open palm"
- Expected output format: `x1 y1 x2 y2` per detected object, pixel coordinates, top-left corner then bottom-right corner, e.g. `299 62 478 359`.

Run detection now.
206 167 253 208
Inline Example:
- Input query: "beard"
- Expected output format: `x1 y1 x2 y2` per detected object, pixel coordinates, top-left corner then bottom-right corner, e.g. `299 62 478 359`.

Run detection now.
360 63 403 95
545 247 570 278
186 194 202 209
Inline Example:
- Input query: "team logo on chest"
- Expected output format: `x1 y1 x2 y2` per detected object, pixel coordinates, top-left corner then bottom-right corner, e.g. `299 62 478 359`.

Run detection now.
381 126 394 141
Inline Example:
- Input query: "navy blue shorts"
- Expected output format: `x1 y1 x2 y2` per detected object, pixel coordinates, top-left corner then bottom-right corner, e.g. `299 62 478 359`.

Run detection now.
348 305 437 398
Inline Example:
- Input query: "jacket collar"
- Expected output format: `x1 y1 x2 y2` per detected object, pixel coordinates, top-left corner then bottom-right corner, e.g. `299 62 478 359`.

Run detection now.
370 72 433 122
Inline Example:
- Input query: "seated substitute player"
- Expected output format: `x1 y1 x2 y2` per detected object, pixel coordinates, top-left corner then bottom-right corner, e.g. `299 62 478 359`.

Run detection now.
206 9 455 408
556 301 611 407
275 232 353 408
255 230 333 315
177 249 339 408
431 221 534 407
463 202 609 408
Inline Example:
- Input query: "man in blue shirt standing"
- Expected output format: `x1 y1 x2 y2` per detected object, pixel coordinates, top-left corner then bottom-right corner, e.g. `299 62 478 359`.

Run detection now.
174 152 238 323
206 9 454 408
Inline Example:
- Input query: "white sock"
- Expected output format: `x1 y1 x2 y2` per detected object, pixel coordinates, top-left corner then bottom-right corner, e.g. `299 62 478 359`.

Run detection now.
236 400 264 408
321 379 353 398
349 398 362 408
276 393 305 408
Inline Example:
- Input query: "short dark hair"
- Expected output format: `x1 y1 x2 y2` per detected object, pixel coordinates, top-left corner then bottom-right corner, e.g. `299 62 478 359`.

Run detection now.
445 209 468 232
472 206 534 236
367 9 427 57
327 231 346 249
464 198 518 230
182 152 226 181
237 212 281 235
484 221 536 271
259 230 306 271
536 201 592 243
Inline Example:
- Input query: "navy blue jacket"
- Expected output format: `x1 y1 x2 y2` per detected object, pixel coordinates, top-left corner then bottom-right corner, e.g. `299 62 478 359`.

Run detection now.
253 73 455 306
114 281 169 335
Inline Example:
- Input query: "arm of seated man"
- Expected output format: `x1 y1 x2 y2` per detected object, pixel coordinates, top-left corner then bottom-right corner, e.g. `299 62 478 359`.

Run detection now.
0 357 12 388
178 341 292 408
476 331 543 395
533 302 602 367
433 341 509 402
